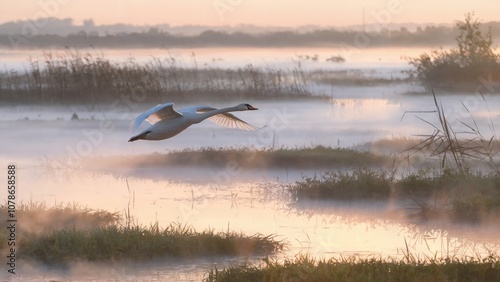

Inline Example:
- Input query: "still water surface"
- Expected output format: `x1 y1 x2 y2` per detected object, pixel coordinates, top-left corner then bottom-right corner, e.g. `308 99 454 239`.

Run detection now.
1 47 500 280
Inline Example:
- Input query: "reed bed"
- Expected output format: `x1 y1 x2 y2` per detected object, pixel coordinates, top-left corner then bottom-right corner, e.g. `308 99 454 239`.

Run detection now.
403 90 500 175
0 50 315 104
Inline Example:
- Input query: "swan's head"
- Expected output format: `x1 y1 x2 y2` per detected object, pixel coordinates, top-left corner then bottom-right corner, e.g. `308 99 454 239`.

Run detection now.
238 103 258 111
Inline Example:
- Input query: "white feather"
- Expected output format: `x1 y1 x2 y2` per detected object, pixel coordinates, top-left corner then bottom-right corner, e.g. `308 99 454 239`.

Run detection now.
128 103 259 142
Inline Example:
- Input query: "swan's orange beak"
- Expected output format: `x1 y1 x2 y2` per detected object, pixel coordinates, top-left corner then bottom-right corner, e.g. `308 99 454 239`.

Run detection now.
247 105 258 110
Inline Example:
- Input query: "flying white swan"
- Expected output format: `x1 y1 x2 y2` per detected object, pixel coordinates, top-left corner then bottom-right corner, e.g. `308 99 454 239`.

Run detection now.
128 102 259 142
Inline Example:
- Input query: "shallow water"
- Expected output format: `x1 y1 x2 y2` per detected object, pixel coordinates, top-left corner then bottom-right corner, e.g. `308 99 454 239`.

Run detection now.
0 46 424 72
2 48 500 280
3 167 500 281
2 89 500 160
3 100 500 280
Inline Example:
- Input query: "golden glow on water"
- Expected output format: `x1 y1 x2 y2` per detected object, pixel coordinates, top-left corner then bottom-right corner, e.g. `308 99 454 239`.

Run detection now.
330 98 400 122
18 167 500 262
2 65 500 278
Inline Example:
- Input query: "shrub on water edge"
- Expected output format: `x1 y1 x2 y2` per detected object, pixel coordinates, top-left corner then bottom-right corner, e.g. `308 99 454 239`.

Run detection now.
408 12 500 89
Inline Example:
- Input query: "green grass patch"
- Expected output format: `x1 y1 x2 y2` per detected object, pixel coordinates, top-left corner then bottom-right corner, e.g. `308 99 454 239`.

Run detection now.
291 168 500 223
19 223 283 264
0 202 283 264
290 169 393 200
206 255 500 282
0 201 120 234
87 145 392 170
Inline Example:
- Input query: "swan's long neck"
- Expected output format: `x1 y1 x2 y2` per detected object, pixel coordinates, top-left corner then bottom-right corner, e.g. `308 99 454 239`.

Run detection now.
196 105 241 121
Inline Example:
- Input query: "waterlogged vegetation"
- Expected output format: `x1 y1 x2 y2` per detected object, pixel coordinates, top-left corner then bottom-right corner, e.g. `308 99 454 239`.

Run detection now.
1 194 499 278
86 145 393 170
291 169 393 200
291 168 500 224
3 13 500 281
0 203 283 264
0 49 418 105
207 255 500 282
20 223 282 264
292 91 500 224
0 50 316 104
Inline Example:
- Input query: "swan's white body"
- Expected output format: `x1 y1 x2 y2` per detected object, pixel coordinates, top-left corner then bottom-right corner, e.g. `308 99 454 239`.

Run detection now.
128 103 258 142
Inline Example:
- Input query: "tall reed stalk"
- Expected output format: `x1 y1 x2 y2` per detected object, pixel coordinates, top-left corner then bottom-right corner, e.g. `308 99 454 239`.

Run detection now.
0 50 314 104
405 90 500 175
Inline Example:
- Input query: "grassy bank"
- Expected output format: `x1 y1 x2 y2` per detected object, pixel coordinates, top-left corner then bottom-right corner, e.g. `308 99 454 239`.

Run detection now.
86 145 394 170
19 223 282 264
0 203 283 264
206 255 500 282
291 168 500 223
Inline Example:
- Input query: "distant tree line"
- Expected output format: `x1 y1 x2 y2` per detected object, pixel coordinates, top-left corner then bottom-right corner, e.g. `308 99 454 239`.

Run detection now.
2 21 500 49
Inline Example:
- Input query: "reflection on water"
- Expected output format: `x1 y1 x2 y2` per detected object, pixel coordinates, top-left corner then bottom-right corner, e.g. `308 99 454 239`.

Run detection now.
2 91 499 158
2 47 500 280
8 166 499 279
5 257 239 281
0 47 424 72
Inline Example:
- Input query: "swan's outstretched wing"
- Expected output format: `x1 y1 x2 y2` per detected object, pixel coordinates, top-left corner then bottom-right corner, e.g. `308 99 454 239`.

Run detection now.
196 107 257 131
129 103 182 132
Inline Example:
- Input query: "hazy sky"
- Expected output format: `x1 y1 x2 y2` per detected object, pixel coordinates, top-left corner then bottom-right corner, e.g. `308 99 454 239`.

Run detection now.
0 0 498 27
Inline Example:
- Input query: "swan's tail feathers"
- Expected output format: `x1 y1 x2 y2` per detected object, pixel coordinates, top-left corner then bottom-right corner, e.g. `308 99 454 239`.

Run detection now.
128 131 151 142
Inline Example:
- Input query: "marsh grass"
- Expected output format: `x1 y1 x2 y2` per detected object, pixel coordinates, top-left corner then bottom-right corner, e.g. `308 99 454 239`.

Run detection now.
290 169 394 200
0 201 120 234
19 222 283 264
368 90 500 222
291 168 500 223
403 90 500 175
0 50 413 104
0 202 283 264
86 145 393 170
206 254 500 282
0 201 119 258
0 50 318 104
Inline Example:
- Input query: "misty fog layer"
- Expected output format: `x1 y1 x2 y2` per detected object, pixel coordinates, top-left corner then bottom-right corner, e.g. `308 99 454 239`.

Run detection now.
2 17 500 49
2 46 500 281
